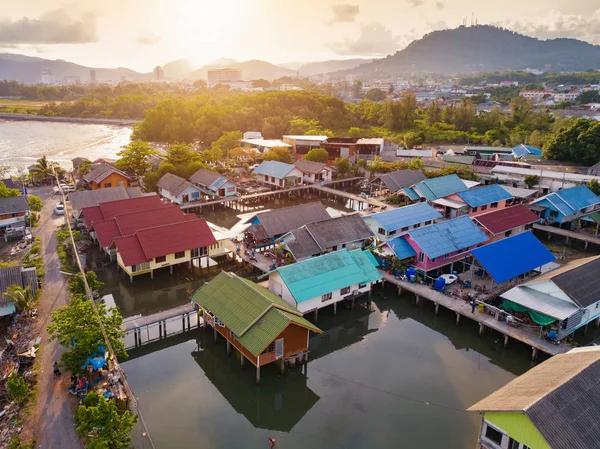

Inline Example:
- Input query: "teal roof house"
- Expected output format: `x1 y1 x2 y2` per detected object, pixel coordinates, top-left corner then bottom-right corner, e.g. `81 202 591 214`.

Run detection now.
267 249 382 315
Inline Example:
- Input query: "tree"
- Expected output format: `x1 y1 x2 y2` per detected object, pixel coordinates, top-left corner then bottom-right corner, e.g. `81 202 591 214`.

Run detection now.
192 80 207 89
544 118 600 165
333 157 351 176
578 90 600 104
524 175 540 188
27 195 43 212
251 79 271 88
6 373 28 403
142 171 160 192
510 96 534 125
453 100 476 131
202 146 224 164
304 148 329 163
75 392 138 449
28 155 58 182
352 80 363 98
587 179 600 195
426 100 442 125
212 131 242 154
165 143 200 166
403 131 423 148
0 182 19 198
68 271 104 296
77 160 93 176
47 294 126 373
114 141 158 176
4 285 36 315
287 118 332 136
262 147 294 164
365 88 386 102
528 130 544 148
348 127 363 138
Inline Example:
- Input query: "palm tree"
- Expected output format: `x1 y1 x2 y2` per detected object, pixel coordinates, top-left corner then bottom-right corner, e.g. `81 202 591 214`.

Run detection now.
4 285 35 315
28 155 59 184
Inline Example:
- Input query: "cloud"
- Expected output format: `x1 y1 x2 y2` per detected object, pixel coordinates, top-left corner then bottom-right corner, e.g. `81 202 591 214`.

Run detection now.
328 23 401 56
407 0 424 7
136 33 161 45
330 4 360 24
497 9 600 44
0 9 97 44
435 1 445 10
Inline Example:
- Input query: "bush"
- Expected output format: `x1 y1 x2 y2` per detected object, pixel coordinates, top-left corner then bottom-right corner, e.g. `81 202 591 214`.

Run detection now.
27 195 43 212
7 373 29 403
30 237 41 255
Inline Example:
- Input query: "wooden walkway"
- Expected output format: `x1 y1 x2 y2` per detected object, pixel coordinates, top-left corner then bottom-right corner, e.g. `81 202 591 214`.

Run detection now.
533 223 600 246
313 184 387 208
380 271 571 358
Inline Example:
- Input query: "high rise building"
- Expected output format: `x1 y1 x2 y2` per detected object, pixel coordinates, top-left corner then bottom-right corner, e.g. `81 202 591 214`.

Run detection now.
153 66 164 81
207 68 242 86
41 68 55 85
90 69 97 83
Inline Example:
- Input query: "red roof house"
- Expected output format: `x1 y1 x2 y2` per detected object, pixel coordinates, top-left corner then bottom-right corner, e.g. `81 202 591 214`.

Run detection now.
82 195 163 230
473 204 540 241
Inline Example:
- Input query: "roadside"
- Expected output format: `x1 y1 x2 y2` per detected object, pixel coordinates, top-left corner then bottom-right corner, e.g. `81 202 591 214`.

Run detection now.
20 186 80 448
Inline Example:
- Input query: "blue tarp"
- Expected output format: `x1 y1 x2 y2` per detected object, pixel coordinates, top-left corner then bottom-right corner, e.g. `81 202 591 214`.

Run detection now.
387 238 417 259
80 345 107 371
471 232 556 284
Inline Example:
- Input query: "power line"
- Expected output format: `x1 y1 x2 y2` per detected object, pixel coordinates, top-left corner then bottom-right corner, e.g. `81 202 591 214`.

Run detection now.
52 170 157 449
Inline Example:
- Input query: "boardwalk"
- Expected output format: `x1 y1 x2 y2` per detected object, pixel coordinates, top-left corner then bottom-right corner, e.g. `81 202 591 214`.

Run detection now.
533 223 600 245
313 184 387 208
380 271 571 358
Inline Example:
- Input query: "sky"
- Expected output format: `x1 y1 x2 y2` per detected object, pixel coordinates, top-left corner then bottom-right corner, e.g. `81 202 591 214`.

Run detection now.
1 0 600 72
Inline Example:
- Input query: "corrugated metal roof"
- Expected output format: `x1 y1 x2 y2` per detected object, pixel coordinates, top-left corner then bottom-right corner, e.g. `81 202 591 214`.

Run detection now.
68 187 138 211
386 238 417 259
364 202 442 231
252 161 296 179
473 204 540 235
413 174 468 200
191 272 321 356
285 228 322 260
375 170 426 192
407 216 488 259
294 160 330 174
500 286 579 320
456 185 513 207
0 196 29 215
512 144 542 157
157 173 197 197
499 185 537 199
471 232 556 284
0 265 37 307
533 185 600 216
189 168 224 188
275 249 381 303
402 187 421 201
254 202 330 239
550 256 600 308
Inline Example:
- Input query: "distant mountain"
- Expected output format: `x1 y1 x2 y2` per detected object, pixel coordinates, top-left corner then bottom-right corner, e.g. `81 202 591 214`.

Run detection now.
296 58 373 76
190 59 296 81
161 59 193 79
337 25 600 77
0 53 145 83
210 58 239 66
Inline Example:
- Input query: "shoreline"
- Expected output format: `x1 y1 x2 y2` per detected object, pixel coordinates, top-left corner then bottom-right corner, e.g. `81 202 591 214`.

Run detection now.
0 112 138 126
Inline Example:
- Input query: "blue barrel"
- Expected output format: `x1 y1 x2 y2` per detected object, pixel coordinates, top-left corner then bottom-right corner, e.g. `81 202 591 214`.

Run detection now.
434 277 446 291
406 267 416 279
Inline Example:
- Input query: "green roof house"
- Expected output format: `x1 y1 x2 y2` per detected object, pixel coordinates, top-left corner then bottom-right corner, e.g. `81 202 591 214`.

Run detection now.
468 346 600 449
191 272 322 383
267 249 382 316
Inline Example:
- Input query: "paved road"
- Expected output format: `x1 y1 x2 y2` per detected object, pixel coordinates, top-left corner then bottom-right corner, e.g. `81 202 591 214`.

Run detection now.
25 186 80 449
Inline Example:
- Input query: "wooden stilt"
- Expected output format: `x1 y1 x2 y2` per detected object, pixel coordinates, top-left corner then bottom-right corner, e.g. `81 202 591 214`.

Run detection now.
333 302 337 315
531 347 538 361
314 308 318 321
279 358 285 374
435 303 440 315
240 353 245 369
213 327 217 342
479 323 485 336
256 363 261 384
227 340 231 355
504 334 509 348
455 313 461 325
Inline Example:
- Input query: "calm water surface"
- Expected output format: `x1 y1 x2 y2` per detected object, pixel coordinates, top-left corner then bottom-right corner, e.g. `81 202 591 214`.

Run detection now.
0 120 131 173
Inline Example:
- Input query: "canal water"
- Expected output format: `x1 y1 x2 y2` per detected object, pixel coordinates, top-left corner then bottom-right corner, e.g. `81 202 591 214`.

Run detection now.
120 284 536 449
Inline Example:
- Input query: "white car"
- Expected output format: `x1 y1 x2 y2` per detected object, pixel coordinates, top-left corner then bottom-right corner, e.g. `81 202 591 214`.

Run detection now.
440 274 458 285
55 203 65 215
53 183 76 194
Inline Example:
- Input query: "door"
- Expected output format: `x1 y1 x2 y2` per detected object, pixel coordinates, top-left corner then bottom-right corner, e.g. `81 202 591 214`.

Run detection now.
275 338 284 359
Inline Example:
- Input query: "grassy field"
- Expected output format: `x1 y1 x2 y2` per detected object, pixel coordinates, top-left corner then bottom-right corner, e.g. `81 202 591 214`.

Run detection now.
0 99 74 114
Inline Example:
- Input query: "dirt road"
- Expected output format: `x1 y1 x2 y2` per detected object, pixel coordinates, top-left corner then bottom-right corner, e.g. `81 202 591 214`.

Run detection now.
23 186 80 448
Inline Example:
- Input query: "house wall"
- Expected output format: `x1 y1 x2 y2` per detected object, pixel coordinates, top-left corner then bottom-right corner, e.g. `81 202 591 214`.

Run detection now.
90 172 130 190
469 199 509 217
403 235 477 272
199 181 237 198
117 247 208 276
0 212 27 228
484 225 529 242
268 272 297 306
482 412 551 449
208 239 227 257
160 185 202 205
363 216 434 242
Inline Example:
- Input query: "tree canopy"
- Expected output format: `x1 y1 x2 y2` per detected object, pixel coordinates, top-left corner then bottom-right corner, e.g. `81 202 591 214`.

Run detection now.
0 181 19 198
544 119 600 165
304 148 329 163
262 147 294 164
114 141 158 176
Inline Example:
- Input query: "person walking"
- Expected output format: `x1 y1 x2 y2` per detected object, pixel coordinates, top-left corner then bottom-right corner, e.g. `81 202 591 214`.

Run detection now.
53 361 61 378
470 299 477 313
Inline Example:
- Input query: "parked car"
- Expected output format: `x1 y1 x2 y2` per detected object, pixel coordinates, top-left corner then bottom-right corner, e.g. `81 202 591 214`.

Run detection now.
55 203 65 215
53 183 76 194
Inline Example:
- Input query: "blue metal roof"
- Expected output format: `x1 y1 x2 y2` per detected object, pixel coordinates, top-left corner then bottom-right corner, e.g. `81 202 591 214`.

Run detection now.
252 161 296 179
533 185 600 216
275 249 381 302
386 238 417 259
457 185 514 208
471 232 556 284
413 174 468 200
512 144 542 158
407 216 488 259
207 176 228 190
402 187 421 201
365 202 442 231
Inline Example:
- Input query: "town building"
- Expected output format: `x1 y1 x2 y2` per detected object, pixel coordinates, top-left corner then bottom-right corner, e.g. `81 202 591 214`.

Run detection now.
83 164 134 190
453 185 514 217
500 256 600 340
553 91 580 102
469 232 556 289
191 271 322 383
247 202 330 246
240 139 292 153
293 160 333 184
207 68 242 86
400 216 489 273
67 187 144 218
82 195 163 231
189 168 237 198
267 249 382 315
281 214 374 262
363 202 442 242
71 157 91 172
113 218 216 282
490 166 600 192
472 204 540 241
356 138 385 158
529 185 600 226
0 197 29 233
519 90 553 100
403 174 469 202
587 161 600 176
282 136 329 157
369 169 426 194
511 144 543 161
464 146 515 161
468 346 600 449
252 161 304 188
157 173 203 205
0 265 38 316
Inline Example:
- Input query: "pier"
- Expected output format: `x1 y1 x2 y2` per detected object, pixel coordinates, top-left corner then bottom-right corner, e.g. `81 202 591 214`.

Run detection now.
379 271 571 358
533 223 600 250
122 302 200 349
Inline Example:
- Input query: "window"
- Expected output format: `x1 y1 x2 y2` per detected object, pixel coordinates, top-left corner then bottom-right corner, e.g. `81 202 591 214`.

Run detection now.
481 204 488 211
214 318 225 327
431 258 436 262
104 182 112 188
550 210 559 218
191 247 208 258
401 226 409 232
155 256 166 263
491 202 498 208
266 342 275 353
174 251 185 259
340 287 350 295
378 227 386 235
484 424 504 446
358 282 367 289
388 230 396 236
414 223 420 228
132 262 150 273
321 292 333 302
424 221 431 226
418 252 424 262
472 207 478 213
